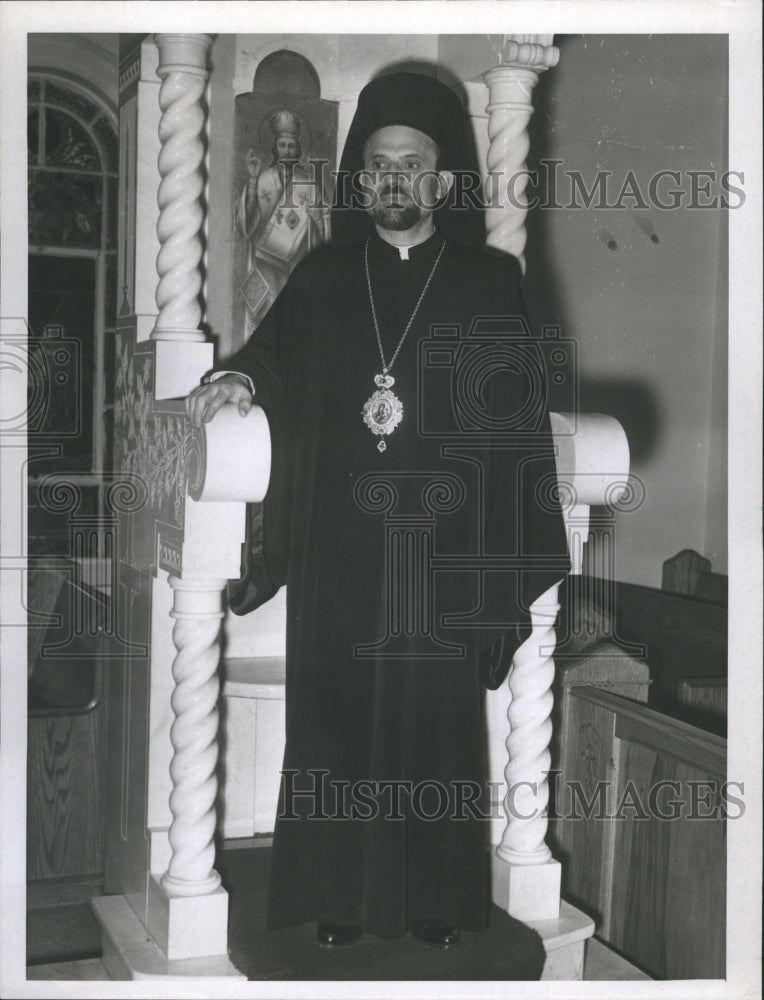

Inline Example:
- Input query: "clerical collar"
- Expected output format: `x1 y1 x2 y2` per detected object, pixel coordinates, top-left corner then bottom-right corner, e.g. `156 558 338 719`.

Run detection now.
367 229 444 262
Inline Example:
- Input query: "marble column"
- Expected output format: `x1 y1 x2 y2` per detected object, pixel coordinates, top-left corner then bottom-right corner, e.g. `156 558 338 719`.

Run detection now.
152 33 212 343
484 35 559 271
95 34 259 977
161 577 226 897
491 413 630 923
150 33 215 402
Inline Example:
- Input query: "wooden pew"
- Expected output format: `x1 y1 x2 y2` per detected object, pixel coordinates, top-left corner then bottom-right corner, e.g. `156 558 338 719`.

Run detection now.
26 566 107 884
602 579 727 724
662 548 728 605
557 686 727 980
679 677 727 729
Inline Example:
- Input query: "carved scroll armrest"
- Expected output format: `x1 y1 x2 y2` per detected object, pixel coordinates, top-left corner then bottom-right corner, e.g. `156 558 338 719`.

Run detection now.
188 403 271 504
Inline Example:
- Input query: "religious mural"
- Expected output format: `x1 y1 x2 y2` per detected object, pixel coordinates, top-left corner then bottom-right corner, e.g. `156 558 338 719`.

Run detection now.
232 51 338 346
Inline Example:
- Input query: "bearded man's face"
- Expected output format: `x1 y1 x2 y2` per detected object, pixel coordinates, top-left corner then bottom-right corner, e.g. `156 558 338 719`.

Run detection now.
362 125 445 231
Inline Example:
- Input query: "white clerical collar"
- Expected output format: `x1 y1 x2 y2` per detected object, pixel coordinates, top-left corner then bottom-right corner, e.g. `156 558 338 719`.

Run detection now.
374 227 437 261
396 233 434 260
372 229 441 261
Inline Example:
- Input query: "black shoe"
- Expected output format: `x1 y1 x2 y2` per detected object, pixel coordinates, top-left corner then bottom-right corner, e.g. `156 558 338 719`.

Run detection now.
315 921 362 948
410 918 461 949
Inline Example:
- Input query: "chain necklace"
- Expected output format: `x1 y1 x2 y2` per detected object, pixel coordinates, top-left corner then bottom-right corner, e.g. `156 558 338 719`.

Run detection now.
361 236 446 452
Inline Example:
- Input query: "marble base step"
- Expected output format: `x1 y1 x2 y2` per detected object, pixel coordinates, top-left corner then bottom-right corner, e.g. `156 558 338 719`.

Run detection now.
26 957 110 980
25 937 652 984
92 895 246 981
526 899 595 980
526 901 653 981
584 935 653 980
28 895 651 983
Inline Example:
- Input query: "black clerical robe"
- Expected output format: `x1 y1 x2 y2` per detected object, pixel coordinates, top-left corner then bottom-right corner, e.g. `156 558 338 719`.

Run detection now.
221 231 569 938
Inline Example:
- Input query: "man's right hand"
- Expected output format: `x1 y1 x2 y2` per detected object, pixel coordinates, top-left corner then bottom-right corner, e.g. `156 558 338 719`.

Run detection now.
185 374 253 429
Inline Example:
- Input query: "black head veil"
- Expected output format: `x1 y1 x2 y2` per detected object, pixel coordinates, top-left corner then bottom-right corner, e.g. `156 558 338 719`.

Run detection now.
331 72 486 249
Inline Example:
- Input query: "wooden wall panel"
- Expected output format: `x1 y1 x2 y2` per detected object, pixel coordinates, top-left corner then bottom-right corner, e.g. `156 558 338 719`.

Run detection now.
549 641 650 859
560 687 727 980
27 703 105 880
608 742 674 975
608 745 726 979
662 759 726 979
556 696 617 926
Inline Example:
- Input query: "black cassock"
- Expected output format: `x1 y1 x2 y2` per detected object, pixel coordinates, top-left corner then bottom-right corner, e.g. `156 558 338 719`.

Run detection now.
221 230 569 938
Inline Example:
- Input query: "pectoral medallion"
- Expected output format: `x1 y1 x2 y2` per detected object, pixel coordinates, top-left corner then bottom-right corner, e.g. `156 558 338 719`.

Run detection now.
362 373 403 452
361 237 445 453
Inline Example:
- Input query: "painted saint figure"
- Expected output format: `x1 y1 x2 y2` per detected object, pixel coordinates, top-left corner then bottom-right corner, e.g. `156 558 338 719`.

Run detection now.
235 108 330 337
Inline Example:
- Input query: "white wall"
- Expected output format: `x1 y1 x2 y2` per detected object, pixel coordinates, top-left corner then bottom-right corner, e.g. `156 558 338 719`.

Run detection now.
518 35 728 586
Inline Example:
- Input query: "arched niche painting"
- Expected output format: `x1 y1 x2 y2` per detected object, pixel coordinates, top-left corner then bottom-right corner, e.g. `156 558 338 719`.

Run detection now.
232 50 338 346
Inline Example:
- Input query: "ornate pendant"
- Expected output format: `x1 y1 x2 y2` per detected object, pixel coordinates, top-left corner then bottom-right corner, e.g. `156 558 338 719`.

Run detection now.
362 374 403 451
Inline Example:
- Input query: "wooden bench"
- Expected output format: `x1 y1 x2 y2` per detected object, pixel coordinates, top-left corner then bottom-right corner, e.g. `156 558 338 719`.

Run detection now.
599 578 727 724
557 686 727 979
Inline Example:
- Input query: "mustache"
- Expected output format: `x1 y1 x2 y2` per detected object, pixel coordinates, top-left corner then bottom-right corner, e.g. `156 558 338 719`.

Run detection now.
380 182 410 201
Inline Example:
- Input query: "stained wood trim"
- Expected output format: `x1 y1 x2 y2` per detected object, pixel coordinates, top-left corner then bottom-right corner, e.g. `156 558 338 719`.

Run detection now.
218 835 273 851
27 695 106 879
599 734 621 940
612 581 727 649
569 687 727 776
27 874 104 910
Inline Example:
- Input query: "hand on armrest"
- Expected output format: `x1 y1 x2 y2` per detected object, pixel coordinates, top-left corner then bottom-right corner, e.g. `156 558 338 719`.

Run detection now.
185 373 254 428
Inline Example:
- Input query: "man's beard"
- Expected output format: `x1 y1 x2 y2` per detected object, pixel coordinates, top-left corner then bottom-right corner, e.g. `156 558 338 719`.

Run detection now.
371 200 423 232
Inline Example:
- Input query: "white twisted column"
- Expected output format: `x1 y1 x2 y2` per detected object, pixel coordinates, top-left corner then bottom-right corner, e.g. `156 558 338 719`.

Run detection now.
497 583 560 866
161 577 226 896
490 414 630 923
144 406 270 960
484 36 559 270
152 33 212 342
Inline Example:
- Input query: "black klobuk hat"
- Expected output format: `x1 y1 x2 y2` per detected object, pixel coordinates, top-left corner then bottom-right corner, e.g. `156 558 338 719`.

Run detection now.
331 71 486 248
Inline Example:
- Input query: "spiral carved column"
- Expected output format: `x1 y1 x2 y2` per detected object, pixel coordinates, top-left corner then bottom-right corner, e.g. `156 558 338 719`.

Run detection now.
151 33 212 342
484 36 559 270
161 577 226 896
497 583 560 866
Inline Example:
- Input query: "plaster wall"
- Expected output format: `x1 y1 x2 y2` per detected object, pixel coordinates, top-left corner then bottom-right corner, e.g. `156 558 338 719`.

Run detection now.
519 34 728 585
